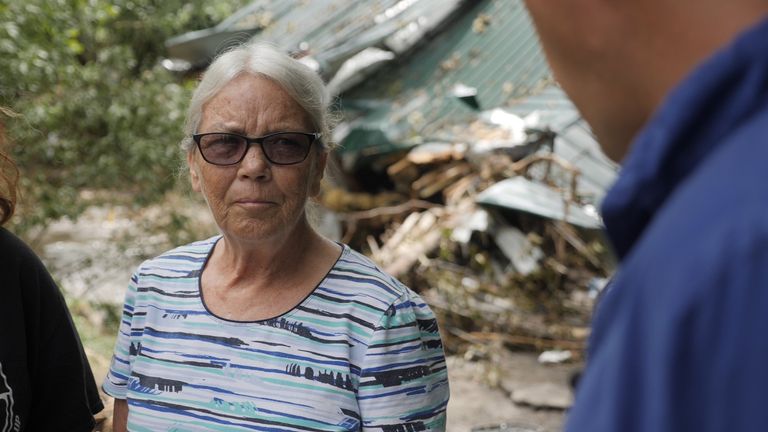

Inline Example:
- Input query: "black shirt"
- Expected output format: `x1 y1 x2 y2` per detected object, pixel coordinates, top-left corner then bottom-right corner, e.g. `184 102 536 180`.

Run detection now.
0 228 103 431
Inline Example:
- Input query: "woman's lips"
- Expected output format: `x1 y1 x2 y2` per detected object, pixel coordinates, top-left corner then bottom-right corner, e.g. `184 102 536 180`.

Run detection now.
234 198 276 208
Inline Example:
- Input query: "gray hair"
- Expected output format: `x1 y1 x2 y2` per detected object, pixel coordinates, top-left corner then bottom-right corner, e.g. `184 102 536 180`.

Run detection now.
180 41 336 154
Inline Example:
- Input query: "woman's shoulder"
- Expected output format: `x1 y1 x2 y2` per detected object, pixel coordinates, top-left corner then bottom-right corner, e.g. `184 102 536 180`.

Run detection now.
0 227 48 274
331 246 442 351
329 245 423 308
134 235 219 276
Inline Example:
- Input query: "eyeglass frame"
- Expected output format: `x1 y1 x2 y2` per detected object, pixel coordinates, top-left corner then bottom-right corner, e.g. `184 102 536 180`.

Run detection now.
191 131 322 166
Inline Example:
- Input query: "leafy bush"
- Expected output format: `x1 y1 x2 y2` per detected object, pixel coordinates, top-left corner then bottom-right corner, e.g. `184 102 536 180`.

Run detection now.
0 0 249 232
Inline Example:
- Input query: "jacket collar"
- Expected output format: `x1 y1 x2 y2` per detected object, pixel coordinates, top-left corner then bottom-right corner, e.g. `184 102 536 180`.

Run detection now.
601 16 768 259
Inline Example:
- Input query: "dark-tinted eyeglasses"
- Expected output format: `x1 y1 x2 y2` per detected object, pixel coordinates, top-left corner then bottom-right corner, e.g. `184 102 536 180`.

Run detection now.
192 131 321 166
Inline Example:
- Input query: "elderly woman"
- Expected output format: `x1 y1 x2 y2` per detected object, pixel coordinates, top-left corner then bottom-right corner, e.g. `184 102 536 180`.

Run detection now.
103 42 449 431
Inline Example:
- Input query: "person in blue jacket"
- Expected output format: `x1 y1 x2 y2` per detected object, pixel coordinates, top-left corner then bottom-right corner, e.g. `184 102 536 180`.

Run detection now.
521 1 768 431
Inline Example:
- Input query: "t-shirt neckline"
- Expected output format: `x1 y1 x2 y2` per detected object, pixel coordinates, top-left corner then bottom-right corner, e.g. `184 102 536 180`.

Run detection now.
196 235 347 325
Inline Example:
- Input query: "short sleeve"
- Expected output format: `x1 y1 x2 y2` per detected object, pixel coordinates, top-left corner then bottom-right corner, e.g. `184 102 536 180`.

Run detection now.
357 290 450 431
22 247 104 431
102 269 141 399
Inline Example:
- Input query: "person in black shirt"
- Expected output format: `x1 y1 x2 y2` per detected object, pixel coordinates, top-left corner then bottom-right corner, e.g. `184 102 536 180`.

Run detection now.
0 109 103 431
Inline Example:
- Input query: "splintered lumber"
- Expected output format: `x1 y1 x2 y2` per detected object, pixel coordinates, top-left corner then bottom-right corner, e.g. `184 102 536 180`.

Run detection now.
406 142 466 165
340 199 439 225
373 209 444 277
443 175 476 205
321 187 403 212
387 157 420 192
412 162 472 198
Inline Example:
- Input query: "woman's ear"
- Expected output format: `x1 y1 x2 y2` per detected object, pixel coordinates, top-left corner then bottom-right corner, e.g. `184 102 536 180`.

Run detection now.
309 151 328 198
187 151 201 193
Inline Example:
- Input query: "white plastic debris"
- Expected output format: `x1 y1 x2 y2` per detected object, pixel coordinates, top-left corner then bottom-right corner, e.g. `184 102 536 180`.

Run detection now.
451 208 490 244
493 226 543 276
537 350 573 364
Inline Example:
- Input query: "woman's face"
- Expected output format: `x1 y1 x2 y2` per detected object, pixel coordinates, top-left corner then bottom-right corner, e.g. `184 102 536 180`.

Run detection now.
188 73 327 243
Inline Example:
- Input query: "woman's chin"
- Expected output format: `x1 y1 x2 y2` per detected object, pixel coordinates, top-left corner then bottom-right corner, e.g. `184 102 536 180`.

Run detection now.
223 225 276 242
220 218 301 245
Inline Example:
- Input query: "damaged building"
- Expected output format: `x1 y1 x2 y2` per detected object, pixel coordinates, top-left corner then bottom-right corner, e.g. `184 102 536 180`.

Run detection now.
165 0 619 360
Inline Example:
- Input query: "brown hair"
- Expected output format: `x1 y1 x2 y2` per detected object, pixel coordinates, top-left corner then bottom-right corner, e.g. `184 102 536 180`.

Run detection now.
0 107 19 226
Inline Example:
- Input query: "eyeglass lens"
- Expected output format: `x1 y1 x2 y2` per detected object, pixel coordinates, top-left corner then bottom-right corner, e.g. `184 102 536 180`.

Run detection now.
198 132 313 165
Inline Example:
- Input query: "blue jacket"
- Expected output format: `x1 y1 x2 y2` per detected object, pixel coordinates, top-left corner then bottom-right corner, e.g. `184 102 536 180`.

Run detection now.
565 17 768 432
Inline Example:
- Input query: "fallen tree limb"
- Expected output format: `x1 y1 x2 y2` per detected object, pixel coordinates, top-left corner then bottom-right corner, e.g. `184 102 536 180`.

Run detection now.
339 199 440 222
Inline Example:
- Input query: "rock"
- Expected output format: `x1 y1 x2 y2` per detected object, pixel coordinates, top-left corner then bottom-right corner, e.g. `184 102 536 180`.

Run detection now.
445 356 567 432
511 383 573 410
471 423 541 432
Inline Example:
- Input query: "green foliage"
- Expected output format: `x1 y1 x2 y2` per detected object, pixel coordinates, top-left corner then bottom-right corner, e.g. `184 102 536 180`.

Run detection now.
0 0 249 231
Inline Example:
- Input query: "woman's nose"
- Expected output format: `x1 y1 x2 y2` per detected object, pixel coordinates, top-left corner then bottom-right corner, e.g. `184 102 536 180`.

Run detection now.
237 144 271 180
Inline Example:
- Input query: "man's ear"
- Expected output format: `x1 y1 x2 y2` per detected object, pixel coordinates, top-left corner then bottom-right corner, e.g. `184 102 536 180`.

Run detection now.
187 151 201 193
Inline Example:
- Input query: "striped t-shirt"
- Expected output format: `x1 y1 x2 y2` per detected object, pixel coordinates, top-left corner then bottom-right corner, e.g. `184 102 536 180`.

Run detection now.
103 236 449 431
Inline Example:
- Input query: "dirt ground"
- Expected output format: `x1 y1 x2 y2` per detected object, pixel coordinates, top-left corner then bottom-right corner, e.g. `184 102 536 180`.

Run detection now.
446 351 580 432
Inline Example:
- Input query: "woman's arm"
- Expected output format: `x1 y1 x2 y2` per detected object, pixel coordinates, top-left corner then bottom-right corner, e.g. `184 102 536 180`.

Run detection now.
113 399 128 432
103 268 142 409
357 292 450 430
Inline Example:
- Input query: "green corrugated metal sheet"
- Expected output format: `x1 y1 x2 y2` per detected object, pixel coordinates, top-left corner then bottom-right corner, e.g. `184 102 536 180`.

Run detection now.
167 0 462 75
166 0 550 163
339 0 550 157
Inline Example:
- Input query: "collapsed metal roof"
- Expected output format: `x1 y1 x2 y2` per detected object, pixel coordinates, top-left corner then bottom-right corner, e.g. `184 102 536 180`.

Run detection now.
165 0 550 156
338 0 551 159
503 85 619 206
476 177 603 229
165 0 618 217
165 0 466 81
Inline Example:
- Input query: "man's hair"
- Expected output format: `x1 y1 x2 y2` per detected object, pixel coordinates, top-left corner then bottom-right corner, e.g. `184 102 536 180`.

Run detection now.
180 41 337 155
0 107 19 226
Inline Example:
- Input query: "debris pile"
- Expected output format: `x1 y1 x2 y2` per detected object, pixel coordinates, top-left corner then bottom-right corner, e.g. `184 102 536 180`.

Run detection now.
322 111 615 358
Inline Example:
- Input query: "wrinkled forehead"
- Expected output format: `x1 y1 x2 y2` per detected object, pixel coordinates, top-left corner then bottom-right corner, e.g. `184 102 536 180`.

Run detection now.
200 74 313 134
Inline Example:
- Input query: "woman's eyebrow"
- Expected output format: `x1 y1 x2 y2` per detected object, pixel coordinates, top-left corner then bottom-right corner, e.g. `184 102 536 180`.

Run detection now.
204 121 312 135
206 122 246 134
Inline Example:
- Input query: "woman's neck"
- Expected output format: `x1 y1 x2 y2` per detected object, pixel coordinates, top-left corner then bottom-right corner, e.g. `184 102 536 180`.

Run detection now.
216 218 319 283
201 218 342 321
